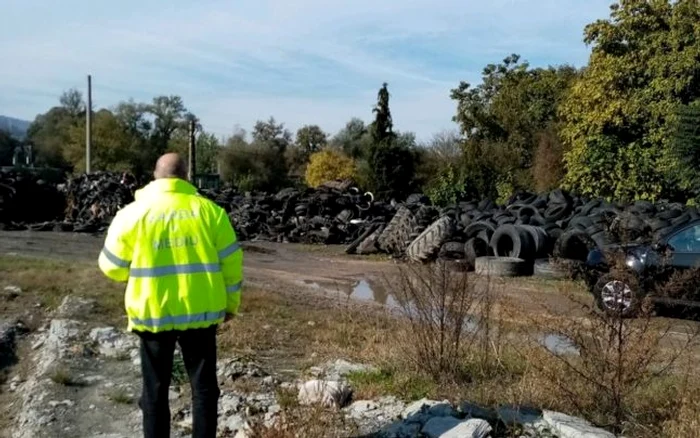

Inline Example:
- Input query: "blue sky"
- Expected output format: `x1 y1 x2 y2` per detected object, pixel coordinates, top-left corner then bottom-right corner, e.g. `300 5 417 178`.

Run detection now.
0 0 614 142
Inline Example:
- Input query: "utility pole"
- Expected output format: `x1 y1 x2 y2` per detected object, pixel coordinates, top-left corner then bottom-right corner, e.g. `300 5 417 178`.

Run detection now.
188 119 196 183
86 74 92 174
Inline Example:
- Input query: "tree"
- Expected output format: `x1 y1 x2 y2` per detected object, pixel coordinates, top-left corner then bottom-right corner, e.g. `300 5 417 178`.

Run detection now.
331 118 371 159
26 106 75 169
64 109 133 172
59 89 85 118
370 83 394 144
305 149 356 188
220 123 290 192
0 129 20 166
450 55 578 194
252 117 292 153
295 125 327 155
667 101 700 202
561 0 700 201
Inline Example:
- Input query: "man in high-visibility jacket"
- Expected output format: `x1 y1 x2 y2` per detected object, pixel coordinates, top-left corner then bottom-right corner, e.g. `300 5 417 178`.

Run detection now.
98 153 243 438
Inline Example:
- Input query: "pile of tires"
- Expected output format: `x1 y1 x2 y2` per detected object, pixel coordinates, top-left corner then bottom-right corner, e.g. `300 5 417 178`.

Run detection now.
352 189 700 277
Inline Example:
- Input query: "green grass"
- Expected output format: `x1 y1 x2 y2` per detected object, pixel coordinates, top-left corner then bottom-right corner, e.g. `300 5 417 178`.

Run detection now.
346 369 437 402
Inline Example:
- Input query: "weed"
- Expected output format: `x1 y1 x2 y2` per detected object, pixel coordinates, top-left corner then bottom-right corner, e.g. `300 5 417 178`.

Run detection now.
106 387 134 405
48 367 83 387
172 354 188 385
275 386 299 410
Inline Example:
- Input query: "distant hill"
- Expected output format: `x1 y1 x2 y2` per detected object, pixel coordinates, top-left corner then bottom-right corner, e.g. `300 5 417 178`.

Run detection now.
0 115 31 140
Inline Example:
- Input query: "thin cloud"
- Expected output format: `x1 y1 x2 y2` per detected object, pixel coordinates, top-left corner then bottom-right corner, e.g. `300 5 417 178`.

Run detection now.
0 0 614 140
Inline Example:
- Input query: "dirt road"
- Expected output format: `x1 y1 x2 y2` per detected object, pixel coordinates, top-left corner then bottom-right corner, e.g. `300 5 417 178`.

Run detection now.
1 230 698 338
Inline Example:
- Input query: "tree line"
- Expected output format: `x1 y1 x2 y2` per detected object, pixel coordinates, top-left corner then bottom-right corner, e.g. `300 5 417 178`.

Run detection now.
2 0 700 205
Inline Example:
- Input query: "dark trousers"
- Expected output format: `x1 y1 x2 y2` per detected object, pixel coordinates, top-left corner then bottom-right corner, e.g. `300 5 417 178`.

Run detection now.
135 325 221 438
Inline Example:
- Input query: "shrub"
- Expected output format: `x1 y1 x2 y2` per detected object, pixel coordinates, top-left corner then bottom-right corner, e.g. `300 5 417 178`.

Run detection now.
304 149 356 188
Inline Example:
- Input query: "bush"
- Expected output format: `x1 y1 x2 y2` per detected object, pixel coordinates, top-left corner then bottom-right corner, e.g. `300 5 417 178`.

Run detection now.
304 149 356 188
220 140 290 192
532 127 566 192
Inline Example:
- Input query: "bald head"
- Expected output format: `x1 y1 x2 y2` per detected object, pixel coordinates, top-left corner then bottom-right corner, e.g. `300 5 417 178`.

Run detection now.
154 153 188 180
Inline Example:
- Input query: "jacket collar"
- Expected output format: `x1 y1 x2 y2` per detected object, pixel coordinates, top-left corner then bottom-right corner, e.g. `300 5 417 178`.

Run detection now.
135 178 197 201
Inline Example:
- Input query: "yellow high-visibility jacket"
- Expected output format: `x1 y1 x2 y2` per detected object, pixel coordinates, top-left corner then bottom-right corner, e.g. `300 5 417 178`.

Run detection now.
98 178 243 333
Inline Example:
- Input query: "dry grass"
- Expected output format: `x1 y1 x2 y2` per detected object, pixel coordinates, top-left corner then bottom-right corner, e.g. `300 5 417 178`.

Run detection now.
105 387 134 405
0 256 125 326
249 403 355 438
4 255 700 437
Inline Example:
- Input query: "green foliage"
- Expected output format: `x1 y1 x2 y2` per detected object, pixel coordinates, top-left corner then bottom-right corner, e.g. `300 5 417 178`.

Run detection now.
0 129 20 166
667 101 700 202
220 126 290 192
425 164 465 207
450 55 578 195
532 126 566 192
363 83 419 198
562 0 700 201
332 118 372 159
304 149 356 188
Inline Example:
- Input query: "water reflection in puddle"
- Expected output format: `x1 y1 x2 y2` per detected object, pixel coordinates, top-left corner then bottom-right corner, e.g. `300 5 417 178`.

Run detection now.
539 333 580 356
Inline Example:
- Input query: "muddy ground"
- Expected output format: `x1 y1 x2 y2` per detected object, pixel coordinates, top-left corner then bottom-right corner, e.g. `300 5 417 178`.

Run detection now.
1 230 699 334
2 231 700 437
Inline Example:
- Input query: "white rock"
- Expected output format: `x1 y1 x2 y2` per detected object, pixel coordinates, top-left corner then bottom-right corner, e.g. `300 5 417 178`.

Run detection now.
220 394 244 415
45 319 81 356
347 400 379 418
219 414 247 433
169 389 180 401
322 359 378 380
3 285 22 296
382 421 422 438
89 327 138 358
543 410 616 438
402 399 456 422
297 379 352 408
56 296 96 318
423 417 492 438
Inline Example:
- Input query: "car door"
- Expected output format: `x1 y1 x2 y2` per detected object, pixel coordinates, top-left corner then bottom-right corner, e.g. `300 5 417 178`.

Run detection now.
666 223 700 269
663 223 700 302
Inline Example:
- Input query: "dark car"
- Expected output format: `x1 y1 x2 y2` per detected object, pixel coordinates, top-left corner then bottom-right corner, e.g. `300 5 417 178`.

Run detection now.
585 219 700 317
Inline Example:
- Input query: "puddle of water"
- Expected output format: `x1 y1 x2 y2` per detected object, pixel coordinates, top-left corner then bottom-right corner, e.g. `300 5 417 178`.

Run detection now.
351 280 374 301
539 333 580 356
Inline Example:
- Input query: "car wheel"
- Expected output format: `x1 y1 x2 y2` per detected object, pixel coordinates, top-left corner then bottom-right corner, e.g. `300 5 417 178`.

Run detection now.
593 272 644 318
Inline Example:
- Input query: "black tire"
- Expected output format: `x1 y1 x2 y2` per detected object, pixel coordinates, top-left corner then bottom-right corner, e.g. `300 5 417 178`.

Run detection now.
357 225 385 255
519 225 548 258
671 213 691 227
592 271 644 318
465 237 491 265
590 230 611 249
554 230 597 262
580 200 602 216
518 205 539 219
659 209 683 220
544 204 570 222
475 257 531 277
533 259 570 280
548 189 570 206
377 206 414 254
406 194 430 206
647 218 670 233
345 224 379 254
439 241 466 259
489 225 536 260
465 221 497 240
407 216 455 262
569 216 593 231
